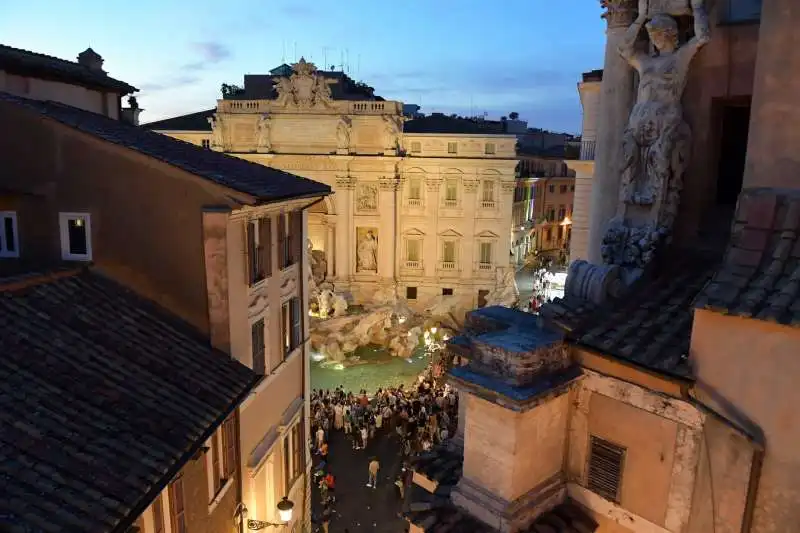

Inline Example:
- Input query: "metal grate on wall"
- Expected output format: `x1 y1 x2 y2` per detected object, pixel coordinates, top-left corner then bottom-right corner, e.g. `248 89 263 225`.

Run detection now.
587 435 626 503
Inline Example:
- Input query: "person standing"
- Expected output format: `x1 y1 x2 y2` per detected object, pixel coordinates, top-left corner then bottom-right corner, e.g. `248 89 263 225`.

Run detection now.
367 457 380 488
321 504 332 533
316 426 325 449
360 425 368 449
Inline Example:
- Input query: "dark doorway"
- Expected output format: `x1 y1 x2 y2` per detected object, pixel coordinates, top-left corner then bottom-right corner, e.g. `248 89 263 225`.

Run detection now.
477 290 489 308
716 103 750 207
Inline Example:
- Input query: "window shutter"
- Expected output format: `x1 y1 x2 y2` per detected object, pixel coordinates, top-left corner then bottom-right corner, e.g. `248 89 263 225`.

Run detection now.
211 433 221 494
260 217 272 277
245 222 254 284
277 213 286 268
291 210 303 264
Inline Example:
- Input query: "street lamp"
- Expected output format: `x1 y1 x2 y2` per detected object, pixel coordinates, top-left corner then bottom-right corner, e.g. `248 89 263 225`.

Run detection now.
246 497 295 530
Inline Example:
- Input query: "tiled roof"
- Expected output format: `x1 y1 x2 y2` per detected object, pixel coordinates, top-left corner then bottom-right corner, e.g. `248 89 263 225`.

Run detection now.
0 269 257 533
0 92 331 204
406 446 598 533
694 188 800 326
404 115 508 135
541 253 720 379
143 108 215 131
0 43 137 94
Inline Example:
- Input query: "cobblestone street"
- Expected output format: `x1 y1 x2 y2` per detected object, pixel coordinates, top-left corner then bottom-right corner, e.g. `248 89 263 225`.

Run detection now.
311 427 409 533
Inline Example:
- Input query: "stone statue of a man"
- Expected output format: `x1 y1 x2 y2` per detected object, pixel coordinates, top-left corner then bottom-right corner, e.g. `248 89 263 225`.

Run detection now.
617 0 710 223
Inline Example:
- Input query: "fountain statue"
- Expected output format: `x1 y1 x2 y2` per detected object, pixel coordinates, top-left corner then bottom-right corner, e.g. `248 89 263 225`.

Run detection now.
484 267 520 308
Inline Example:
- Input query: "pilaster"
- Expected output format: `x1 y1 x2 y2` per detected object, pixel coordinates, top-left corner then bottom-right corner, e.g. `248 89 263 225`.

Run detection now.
462 177 479 278
378 175 399 281
424 177 442 279
324 218 335 279
334 176 356 285
586 0 637 263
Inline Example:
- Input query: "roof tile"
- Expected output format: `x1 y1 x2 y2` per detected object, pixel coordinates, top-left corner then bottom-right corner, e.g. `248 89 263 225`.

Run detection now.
0 270 257 533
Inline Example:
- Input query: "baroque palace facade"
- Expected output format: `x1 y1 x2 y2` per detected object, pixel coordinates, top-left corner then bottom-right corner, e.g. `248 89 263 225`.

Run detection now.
147 59 518 309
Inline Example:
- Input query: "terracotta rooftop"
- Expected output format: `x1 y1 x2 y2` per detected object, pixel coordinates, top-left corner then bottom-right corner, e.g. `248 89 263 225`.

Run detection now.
694 188 800 326
406 446 598 533
541 252 720 379
0 91 331 204
0 269 257 533
0 43 137 94
143 108 215 132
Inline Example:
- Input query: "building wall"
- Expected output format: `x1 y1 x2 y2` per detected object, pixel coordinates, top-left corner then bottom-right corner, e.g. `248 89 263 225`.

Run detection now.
0 101 233 333
691 310 800 533
532 176 575 259
195 110 517 311
569 77 601 261
0 69 120 119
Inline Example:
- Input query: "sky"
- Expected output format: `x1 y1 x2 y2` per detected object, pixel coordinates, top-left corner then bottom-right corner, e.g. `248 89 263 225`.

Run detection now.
0 0 606 133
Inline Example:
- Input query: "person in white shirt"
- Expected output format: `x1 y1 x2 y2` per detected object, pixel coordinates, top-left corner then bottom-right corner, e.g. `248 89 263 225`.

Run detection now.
316 427 325 449
360 425 368 449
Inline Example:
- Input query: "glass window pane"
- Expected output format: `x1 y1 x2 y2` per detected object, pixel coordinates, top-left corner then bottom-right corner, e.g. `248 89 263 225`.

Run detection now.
67 218 87 255
3 216 15 252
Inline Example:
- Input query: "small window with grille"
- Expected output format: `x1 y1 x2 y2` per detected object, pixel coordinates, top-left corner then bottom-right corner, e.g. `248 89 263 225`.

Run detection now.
587 435 626 502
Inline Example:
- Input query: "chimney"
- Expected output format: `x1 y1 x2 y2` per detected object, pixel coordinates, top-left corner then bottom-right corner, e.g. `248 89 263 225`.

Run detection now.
77 48 105 72
120 96 142 126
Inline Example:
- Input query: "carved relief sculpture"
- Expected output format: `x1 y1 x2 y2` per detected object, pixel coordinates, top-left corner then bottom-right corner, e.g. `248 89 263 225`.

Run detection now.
255 113 272 153
272 58 335 109
356 228 379 272
208 114 226 151
603 0 710 267
336 116 352 151
382 115 402 151
356 184 378 211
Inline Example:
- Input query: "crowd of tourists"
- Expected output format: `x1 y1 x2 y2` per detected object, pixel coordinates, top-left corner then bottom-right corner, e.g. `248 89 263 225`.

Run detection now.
309 365 459 533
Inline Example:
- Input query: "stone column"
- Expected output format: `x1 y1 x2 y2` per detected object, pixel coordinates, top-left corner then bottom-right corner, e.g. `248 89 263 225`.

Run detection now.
378 176 399 282
742 0 800 190
324 217 335 279
585 0 637 263
334 176 356 285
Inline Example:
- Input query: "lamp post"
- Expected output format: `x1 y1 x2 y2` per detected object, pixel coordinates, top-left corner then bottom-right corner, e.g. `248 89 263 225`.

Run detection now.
245 497 295 531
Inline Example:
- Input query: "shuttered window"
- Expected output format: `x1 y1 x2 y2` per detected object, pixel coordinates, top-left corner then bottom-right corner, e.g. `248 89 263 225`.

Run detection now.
259 217 272 278
211 431 221 495
587 436 625 503
251 319 266 375
169 478 186 533
222 417 237 479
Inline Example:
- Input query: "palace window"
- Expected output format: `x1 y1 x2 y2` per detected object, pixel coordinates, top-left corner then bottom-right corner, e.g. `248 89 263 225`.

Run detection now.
284 420 305 494
587 436 626 503
251 318 266 374
202 139 211 149
0 211 19 258
408 178 422 203
442 288 454 296
442 240 457 263
59 212 91 261
546 206 555 221
560 184 568 194
406 239 421 263
479 242 493 265
558 205 566 220
410 141 422 153
222 416 237 479
447 142 458 154
406 286 418 300
481 181 495 204
484 142 496 155
548 184 555 193
444 179 458 205
152 494 165 533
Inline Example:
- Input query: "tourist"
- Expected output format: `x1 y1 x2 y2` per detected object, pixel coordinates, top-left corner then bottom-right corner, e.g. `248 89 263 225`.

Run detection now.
316 425 325 449
360 425 368 449
334 402 343 430
321 504 332 533
367 457 380 488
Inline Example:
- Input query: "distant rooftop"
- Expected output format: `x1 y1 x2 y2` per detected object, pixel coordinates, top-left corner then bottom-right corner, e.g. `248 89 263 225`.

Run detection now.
582 69 603 83
144 108 215 132
1 92 331 204
404 113 508 135
0 43 137 94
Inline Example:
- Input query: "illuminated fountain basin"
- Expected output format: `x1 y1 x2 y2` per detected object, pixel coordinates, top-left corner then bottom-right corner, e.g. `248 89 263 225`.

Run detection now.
310 344 429 392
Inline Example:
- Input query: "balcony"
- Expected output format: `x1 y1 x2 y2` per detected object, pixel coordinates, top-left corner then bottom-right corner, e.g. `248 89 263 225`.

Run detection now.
439 261 456 270
443 199 458 208
404 260 422 269
407 198 422 207
480 200 496 209
477 262 492 270
580 140 596 161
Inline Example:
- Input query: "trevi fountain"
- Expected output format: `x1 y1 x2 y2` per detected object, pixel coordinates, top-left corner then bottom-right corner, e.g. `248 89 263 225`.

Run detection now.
306 240 520 390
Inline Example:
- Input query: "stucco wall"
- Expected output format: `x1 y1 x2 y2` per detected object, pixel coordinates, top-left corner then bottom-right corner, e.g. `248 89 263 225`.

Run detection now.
0 101 231 333
691 309 800 533
0 70 119 118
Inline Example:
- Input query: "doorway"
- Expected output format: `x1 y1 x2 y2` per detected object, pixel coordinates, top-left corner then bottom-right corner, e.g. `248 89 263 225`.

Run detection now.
716 103 750 207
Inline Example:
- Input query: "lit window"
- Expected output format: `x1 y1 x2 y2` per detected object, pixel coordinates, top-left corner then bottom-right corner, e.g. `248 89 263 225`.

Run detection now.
445 179 458 203
484 143 496 155
447 142 458 154
59 212 91 261
482 181 495 203
0 211 19 258
202 139 211 149
408 178 421 200
282 297 302 358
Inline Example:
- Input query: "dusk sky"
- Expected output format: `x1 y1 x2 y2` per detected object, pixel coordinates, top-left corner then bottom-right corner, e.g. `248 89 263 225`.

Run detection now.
0 0 606 133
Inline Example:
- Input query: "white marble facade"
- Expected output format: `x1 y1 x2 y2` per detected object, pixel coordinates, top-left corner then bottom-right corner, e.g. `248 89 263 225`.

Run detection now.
152 60 518 309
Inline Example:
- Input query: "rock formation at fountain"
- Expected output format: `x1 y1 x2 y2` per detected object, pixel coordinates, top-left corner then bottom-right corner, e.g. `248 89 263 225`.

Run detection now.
483 267 520 308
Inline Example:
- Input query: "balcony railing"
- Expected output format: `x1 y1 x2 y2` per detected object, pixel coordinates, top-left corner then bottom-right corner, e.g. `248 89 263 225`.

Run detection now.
404 260 422 269
407 198 422 207
218 99 402 115
477 262 492 270
443 199 458 208
439 261 456 270
580 139 596 161
480 200 496 209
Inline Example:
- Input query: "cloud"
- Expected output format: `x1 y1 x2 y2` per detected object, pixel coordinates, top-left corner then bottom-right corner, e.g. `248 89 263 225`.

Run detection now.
139 42 231 94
